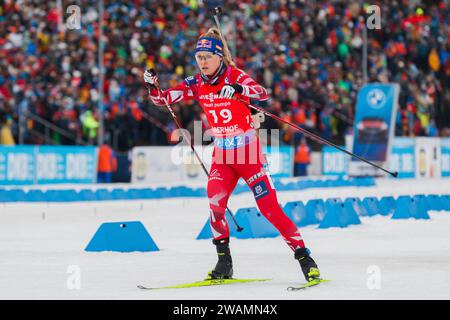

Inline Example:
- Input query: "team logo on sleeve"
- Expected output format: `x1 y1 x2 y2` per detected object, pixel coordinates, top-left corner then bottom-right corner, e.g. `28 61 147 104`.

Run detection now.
184 76 198 87
251 180 270 200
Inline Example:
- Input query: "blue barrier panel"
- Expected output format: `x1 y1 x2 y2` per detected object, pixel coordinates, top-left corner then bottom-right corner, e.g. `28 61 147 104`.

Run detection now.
356 177 376 187
24 189 46 202
318 198 361 228
327 197 343 204
4 189 27 202
344 197 368 216
322 180 332 187
413 195 430 215
192 188 208 197
283 201 314 227
168 186 181 197
197 207 279 240
171 186 201 197
111 189 129 200
150 188 161 198
78 189 97 201
85 221 159 252
296 180 309 189
411 196 430 219
0 189 9 202
392 196 412 219
333 180 346 187
233 207 279 239
285 182 298 190
95 189 113 201
135 188 157 199
5 189 28 202
196 211 235 240
318 199 347 228
313 180 323 188
44 190 79 202
425 194 444 211
305 199 326 223
232 183 248 195
273 180 287 191
63 189 80 202
342 201 362 226
379 196 396 215
440 195 450 210
230 177 377 196
362 197 382 216
126 188 144 200
154 187 172 198
196 216 212 240
392 196 430 220
171 186 187 197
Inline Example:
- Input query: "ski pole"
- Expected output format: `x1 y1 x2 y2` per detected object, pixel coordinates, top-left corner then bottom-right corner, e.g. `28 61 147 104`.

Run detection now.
146 69 244 232
205 0 225 31
205 1 230 52
238 98 398 178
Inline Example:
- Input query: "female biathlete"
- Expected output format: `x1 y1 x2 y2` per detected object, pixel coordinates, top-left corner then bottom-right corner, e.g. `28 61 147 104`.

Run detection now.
144 27 321 283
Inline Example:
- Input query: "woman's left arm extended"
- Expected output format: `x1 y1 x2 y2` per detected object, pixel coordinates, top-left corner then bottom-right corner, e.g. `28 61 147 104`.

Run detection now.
234 70 270 101
218 69 270 101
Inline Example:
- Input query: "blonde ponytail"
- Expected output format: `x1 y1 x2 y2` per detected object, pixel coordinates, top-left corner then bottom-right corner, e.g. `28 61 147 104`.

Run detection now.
199 27 236 68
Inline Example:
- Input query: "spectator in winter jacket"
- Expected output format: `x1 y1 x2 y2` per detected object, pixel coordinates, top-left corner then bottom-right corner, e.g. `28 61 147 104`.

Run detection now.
97 142 117 183
294 138 310 176
0 111 15 145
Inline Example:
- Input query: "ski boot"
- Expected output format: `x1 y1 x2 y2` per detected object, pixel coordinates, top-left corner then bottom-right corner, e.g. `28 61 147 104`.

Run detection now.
206 238 233 280
295 247 321 282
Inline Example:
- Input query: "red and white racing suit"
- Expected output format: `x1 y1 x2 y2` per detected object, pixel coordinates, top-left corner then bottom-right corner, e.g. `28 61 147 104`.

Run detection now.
149 66 305 251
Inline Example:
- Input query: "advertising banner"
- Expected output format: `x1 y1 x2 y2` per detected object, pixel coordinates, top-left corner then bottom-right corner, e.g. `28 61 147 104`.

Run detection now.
0 146 98 185
36 146 98 184
349 83 399 176
414 138 441 178
388 137 415 178
440 139 450 177
322 146 348 177
0 146 35 185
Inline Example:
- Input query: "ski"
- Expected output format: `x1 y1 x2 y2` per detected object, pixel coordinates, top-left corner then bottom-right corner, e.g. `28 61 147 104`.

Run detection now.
138 278 271 290
287 279 330 291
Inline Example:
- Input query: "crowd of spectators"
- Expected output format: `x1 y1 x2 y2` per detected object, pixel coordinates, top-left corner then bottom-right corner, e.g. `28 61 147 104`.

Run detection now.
0 0 449 152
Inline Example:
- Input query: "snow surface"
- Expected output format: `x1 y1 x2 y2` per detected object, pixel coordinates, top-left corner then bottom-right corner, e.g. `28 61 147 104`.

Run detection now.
1 177 450 300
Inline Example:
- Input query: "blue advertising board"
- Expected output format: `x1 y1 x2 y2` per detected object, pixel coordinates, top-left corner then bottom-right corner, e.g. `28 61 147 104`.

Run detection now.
388 137 415 178
441 139 450 177
36 146 98 184
350 83 399 175
0 146 35 185
322 146 348 177
0 146 98 185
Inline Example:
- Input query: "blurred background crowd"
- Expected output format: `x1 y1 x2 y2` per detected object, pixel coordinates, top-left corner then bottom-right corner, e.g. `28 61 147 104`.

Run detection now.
1 0 449 153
